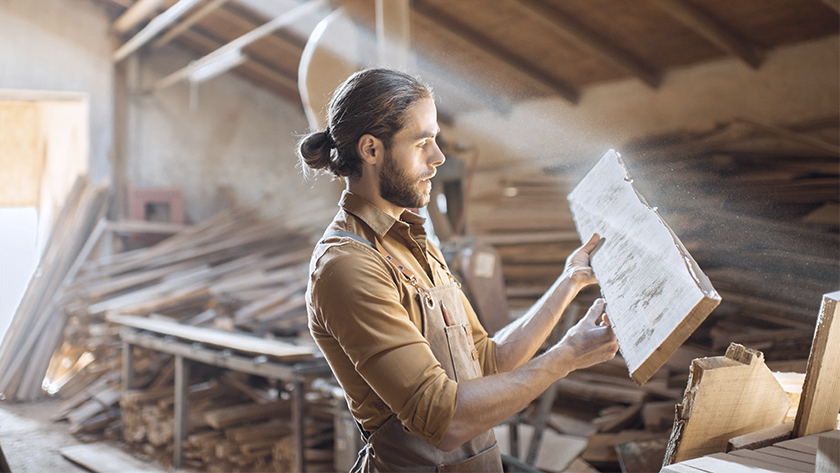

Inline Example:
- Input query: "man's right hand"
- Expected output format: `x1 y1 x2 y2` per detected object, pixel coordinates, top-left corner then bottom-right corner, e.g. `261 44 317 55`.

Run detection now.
551 298 619 376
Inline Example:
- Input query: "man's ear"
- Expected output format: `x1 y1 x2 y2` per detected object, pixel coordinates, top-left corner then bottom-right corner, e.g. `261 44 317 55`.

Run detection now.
357 134 382 166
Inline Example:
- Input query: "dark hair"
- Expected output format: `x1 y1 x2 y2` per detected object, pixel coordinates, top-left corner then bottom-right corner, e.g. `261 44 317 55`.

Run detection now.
297 68 433 180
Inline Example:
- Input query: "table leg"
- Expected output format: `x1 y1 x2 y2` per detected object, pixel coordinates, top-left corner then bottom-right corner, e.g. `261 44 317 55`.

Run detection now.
174 355 190 469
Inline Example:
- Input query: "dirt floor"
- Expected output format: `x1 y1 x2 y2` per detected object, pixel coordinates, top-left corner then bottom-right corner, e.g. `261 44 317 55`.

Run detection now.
0 398 88 472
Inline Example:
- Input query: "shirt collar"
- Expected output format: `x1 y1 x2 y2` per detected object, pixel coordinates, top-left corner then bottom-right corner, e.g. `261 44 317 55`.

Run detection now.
339 190 427 239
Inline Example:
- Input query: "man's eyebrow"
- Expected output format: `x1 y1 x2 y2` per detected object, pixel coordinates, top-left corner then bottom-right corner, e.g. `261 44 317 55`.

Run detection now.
412 127 440 140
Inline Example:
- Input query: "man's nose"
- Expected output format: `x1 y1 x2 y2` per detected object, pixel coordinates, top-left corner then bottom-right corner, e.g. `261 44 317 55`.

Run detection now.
429 142 446 168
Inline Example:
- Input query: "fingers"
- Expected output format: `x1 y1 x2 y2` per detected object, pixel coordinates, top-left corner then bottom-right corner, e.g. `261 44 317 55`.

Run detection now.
600 312 611 327
580 233 603 255
583 298 606 324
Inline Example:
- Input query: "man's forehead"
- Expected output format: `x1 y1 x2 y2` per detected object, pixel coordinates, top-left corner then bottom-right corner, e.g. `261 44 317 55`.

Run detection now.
401 99 438 138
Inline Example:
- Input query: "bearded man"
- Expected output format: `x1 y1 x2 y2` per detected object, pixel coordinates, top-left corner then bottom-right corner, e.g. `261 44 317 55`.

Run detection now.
297 68 618 472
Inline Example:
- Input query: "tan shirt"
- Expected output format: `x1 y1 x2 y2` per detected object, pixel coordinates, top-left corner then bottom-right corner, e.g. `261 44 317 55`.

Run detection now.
307 191 497 448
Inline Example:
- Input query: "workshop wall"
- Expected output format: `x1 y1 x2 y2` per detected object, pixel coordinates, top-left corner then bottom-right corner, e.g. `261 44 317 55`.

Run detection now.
0 0 341 227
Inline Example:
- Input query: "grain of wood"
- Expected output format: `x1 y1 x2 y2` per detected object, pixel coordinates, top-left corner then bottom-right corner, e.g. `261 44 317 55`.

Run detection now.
567 150 721 385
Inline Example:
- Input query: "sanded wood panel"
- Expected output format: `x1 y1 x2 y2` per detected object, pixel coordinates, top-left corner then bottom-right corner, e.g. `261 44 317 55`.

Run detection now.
567 149 720 385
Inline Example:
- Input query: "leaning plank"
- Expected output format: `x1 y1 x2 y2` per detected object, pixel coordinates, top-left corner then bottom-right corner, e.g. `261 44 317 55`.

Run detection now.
107 314 315 360
663 343 791 465
59 442 165 472
567 149 721 385
793 291 840 437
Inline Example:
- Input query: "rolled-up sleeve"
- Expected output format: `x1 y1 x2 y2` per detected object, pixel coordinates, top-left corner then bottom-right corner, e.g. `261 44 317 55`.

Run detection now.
310 242 458 447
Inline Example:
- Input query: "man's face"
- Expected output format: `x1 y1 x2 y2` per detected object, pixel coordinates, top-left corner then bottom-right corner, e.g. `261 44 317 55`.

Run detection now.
378 98 444 209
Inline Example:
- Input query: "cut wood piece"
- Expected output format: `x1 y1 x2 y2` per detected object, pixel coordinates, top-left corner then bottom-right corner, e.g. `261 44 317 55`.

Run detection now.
493 423 588 472
816 430 839 473
567 150 721 385
615 436 669 473
794 291 840 438
203 400 290 430
107 314 315 360
663 343 792 465
727 421 793 452
59 442 165 472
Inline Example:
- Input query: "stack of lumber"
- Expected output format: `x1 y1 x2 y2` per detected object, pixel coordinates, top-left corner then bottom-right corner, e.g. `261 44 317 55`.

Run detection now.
117 372 335 472
0 176 111 402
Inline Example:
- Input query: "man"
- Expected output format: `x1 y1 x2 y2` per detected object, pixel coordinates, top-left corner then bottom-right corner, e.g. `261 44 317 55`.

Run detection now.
297 68 618 472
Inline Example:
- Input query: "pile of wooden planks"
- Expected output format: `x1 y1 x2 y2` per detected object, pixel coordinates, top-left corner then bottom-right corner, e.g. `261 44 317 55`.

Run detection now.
0 176 111 402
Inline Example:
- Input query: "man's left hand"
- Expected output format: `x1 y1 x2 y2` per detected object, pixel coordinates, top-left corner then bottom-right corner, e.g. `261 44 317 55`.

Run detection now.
562 233 603 291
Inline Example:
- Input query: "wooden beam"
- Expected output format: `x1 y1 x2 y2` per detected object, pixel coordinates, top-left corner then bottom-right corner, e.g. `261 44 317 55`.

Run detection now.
112 0 167 34
412 0 580 104
114 0 204 62
107 314 316 359
514 0 662 88
567 149 721 385
178 28 300 100
152 0 231 49
794 291 840 437
663 344 792 465
148 1 321 92
651 0 764 69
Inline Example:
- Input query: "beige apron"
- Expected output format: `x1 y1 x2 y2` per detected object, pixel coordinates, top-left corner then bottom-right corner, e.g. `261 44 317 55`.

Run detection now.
348 234 502 473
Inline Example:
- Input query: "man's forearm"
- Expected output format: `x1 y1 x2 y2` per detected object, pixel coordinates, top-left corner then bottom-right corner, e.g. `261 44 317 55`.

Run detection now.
492 276 580 372
437 347 570 452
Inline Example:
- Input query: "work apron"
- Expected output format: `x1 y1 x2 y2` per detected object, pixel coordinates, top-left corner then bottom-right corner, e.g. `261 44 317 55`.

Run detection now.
351 280 502 472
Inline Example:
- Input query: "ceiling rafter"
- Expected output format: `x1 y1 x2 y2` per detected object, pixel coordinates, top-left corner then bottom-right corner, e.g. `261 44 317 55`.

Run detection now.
651 0 765 69
112 0 167 34
113 0 203 62
412 0 580 104
513 0 662 89
178 28 301 102
206 5 308 56
152 0 231 49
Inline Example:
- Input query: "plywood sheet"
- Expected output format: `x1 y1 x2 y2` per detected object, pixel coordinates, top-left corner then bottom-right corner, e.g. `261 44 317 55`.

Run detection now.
567 149 720 385
59 443 164 472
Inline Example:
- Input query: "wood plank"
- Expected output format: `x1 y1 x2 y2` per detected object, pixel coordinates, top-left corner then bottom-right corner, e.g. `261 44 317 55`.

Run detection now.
682 453 776 473
727 449 812 472
567 149 721 385
727 421 793 451
664 344 791 464
756 445 816 464
816 431 839 473
794 291 840 437
107 314 315 359
59 443 165 472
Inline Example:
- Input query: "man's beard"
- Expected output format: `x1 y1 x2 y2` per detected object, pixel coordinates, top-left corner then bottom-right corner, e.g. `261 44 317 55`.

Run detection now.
379 149 433 209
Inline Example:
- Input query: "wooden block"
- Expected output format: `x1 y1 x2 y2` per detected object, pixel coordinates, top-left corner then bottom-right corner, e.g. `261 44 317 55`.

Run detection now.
663 343 791 465
567 150 721 385
727 421 793 451
615 436 668 473
794 291 840 438
204 400 290 430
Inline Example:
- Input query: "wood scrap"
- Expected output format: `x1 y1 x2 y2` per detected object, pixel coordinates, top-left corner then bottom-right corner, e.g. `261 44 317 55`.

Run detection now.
794 290 840 438
59 442 165 472
727 421 794 452
663 343 792 465
567 149 721 385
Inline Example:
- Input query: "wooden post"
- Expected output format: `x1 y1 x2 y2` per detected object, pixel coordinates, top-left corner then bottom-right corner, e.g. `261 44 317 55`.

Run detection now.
173 354 190 468
793 291 840 438
121 339 134 392
292 378 306 473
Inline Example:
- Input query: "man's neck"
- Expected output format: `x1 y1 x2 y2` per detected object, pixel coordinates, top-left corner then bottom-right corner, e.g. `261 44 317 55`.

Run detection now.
346 179 404 220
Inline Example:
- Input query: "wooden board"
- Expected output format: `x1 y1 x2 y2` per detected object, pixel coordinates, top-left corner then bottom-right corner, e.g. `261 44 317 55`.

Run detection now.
567 150 721 385
59 443 165 472
107 314 315 360
664 343 791 464
794 290 840 437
